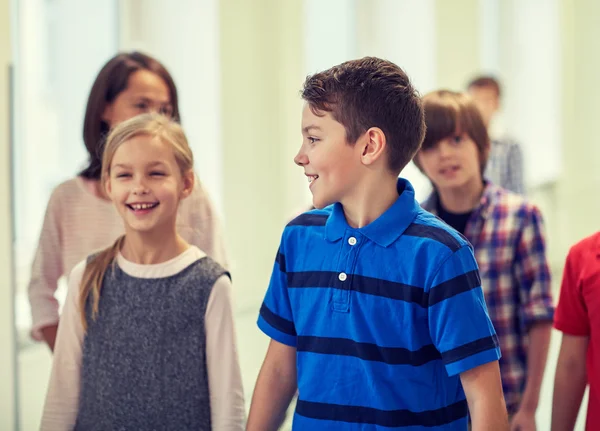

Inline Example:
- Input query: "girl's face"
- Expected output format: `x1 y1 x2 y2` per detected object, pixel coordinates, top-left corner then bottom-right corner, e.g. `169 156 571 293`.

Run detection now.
417 133 482 193
105 135 193 237
102 70 173 128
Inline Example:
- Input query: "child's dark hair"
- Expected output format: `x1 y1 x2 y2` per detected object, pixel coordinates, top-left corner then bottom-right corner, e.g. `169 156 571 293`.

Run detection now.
80 52 180 180
414 90 490 174
301 57 425 174
467 75 502 98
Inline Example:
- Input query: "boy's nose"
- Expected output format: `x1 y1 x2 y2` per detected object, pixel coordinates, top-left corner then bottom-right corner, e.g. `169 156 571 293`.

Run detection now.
294 148 308 166
438 142 454 158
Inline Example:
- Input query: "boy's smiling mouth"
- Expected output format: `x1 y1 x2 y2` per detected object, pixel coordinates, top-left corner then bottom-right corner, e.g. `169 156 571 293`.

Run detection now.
307 175 319 183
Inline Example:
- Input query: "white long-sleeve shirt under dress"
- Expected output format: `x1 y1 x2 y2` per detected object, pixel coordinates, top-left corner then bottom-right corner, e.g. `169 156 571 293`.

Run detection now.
28 176 229 341
40 246 245 430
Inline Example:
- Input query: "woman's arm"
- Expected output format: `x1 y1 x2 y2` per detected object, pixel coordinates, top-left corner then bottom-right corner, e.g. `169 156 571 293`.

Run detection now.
28 189 65 349
40 260 86 430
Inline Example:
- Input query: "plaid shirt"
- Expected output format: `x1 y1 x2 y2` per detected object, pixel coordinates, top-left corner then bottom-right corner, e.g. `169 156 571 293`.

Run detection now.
484 136 525 195
422 182 554 413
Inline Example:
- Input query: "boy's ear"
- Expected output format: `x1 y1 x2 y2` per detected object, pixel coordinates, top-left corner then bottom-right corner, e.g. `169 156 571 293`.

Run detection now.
360 127 387 166
180 170 195 199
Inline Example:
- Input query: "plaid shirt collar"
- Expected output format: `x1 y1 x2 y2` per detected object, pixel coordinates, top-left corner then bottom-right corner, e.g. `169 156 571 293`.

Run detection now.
420 181 497 221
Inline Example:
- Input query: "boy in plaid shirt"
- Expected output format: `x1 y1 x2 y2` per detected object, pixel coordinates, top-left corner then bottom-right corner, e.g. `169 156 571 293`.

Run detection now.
414 90 554 430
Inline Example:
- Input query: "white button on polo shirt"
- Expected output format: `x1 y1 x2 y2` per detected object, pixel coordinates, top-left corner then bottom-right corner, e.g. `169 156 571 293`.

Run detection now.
348 237 357 246
338 272 347 281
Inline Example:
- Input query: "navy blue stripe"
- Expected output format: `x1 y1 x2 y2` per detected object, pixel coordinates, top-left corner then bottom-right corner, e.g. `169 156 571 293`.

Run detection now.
275 250 286 273
297 336 441 366
287 213 328 227
404 223 462 252
296 399 468 427
442 334 500 365
287 271 427 306
428 270 481 306
259 303 296 336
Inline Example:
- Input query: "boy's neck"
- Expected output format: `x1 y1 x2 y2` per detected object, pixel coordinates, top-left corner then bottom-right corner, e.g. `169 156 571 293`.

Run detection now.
341 175 399 229
437 177 485 214
120 228 189 265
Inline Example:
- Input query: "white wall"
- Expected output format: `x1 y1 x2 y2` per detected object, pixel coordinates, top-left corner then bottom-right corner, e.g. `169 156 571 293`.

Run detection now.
499 0 562 188
1 0 17 427
119 0 224 214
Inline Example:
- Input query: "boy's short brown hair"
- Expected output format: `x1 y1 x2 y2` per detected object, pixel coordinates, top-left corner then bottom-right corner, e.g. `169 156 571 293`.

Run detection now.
467 75 502 98
414 90 490 175
301 57 425 174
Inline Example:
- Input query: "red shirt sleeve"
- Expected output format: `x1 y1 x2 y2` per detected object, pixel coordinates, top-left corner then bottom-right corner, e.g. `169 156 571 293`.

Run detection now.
553 246 590 336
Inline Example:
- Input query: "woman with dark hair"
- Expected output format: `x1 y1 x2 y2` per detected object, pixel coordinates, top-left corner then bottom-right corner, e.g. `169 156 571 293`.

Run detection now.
28 52 228 351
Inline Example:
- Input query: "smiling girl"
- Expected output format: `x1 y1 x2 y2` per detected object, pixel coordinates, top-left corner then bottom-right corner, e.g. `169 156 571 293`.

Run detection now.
40 113 245 431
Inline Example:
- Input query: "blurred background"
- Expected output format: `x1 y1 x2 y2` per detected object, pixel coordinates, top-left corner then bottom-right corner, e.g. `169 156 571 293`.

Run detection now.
0 0 598 429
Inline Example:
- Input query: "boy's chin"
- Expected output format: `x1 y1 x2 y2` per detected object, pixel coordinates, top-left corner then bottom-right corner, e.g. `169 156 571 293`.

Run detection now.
312 197 334 210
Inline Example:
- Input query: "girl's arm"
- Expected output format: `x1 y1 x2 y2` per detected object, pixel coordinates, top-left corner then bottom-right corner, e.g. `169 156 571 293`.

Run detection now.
40 260 86 431
28 189 65 348
205 275 245 430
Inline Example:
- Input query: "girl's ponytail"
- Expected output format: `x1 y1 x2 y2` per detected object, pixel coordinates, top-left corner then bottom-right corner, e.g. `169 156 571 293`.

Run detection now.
79 235 125 331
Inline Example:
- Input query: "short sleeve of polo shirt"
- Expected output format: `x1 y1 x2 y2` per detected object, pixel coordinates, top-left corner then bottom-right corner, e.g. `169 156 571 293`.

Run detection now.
428 244 501 376
257 237 297 347
554 247 590 336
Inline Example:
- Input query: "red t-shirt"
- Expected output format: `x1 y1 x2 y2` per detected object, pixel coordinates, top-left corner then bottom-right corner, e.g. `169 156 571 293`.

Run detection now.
554 232 600 430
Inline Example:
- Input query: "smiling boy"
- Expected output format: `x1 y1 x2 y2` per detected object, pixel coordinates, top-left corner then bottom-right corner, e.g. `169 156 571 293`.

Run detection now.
246 58 508 430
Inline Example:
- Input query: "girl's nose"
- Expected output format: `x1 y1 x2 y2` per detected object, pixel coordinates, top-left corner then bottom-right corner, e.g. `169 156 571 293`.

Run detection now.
132 178 149 195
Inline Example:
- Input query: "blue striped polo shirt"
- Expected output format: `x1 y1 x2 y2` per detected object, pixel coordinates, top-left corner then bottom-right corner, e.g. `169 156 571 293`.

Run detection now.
258 178 501 430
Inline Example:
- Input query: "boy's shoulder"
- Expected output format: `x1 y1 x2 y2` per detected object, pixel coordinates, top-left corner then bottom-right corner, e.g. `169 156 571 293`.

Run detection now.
485 183 541 219
411 207 471 253
569 231 600 260
286 206 332 229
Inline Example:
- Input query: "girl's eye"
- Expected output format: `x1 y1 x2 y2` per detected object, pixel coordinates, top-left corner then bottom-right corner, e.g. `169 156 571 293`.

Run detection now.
115 173 131 178
452 135 463 144
150 171 165 177
135 102 149 111
308 137 319 144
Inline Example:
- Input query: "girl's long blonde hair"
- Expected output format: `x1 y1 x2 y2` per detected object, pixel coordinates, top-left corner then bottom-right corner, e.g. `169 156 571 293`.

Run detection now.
79 113 194 331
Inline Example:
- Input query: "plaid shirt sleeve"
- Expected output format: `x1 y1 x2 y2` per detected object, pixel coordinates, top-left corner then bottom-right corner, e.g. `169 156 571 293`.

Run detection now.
505 142 525 195
514 205 554 329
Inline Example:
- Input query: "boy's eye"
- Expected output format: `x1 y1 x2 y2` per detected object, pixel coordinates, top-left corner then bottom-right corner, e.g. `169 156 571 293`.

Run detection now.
116 173 131 178
134 102 149 111
452 135 463 144
307 137 319 144
150 171 165 176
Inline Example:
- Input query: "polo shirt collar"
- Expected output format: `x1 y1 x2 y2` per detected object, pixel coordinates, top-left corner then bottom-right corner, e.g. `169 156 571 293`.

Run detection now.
325 178 419 247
